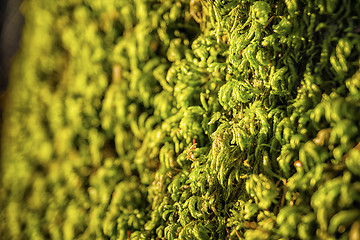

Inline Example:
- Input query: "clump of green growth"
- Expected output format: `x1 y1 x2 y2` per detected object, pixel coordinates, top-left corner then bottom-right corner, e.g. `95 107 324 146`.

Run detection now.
1 0 360 239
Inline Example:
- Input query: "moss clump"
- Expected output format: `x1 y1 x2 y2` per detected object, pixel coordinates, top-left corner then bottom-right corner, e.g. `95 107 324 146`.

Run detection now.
1 0 360 239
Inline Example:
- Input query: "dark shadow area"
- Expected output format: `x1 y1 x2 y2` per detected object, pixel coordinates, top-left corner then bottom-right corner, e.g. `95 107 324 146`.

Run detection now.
0 0 23 167
0 0 24 125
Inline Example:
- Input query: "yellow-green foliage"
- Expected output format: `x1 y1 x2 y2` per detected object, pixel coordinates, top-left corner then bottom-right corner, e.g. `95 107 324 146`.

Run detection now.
1 0 360 239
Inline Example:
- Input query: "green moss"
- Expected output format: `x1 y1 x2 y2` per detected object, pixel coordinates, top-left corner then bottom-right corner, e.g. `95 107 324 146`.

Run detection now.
1 0 360 239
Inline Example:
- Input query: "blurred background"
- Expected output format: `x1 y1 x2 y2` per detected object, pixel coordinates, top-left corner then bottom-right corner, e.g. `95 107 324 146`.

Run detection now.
0 0 23 125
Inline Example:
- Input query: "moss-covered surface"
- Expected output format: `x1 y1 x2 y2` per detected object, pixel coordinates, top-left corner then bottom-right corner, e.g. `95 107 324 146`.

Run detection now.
1 0 360 239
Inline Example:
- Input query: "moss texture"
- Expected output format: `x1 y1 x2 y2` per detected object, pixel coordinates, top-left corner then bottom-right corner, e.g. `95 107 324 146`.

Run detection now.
1 0 360 239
